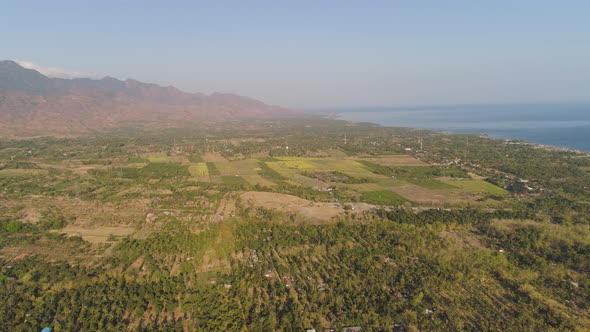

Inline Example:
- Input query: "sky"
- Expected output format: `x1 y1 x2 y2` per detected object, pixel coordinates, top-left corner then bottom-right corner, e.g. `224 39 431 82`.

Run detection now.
2 1 590 109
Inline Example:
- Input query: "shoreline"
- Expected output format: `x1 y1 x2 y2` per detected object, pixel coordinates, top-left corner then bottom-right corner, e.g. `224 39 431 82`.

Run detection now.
331 112 590 155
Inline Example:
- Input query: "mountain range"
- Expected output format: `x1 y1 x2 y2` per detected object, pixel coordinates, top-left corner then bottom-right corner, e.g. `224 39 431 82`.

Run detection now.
0 60 291 137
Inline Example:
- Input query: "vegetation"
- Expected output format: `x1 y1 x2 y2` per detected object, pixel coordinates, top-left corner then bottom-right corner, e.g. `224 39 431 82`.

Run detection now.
0 118 589 330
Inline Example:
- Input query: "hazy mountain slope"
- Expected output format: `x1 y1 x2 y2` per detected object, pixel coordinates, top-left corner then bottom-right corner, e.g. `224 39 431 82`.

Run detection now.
0 60 291 137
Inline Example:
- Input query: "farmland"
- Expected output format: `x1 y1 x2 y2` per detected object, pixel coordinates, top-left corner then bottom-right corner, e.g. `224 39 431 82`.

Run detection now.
0 120 589 330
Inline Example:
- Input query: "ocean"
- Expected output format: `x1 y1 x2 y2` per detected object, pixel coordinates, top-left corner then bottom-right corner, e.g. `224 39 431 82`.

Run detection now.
333 102 590 152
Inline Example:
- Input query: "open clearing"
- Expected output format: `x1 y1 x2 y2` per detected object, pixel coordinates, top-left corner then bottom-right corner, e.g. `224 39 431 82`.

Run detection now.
442 179 509 196
202 152 227 162
391 184 478 205
241 191 343 222
57 225 135 243
209 159 273 186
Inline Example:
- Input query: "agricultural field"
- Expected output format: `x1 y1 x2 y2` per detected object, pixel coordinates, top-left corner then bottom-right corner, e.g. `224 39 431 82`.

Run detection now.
147 154 168 162
188 162 210 182
255 156 508 208
1 122 589 331
361 154 428 166
442 179 510 197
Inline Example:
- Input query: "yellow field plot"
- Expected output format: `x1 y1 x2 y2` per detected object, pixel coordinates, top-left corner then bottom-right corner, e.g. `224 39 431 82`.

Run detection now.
312 159 376 175
273 159 316 170
147 154 168 162
265 161 300 178
189 162 209 177
290 173 326 188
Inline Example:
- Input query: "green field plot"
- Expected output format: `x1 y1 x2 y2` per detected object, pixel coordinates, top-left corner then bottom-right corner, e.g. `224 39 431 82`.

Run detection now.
257 161 287 181
240 175 276 187
121 162 190 179
408 178 458 189
221 175 249 186
340 183 386 192
147 154 168 163
359 161 468 179
264 157 392 190
207 159 267 185
361 190 407 205
206 162 221 175
443 179 509 196
213 159 261 176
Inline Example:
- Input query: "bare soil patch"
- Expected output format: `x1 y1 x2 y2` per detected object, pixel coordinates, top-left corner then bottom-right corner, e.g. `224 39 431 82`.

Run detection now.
203 153 228 162
391 184 473 205
241 191 342 222
57 225 135 243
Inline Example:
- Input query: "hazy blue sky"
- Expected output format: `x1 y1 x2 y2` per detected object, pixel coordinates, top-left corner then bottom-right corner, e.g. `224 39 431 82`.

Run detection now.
2 1 589 108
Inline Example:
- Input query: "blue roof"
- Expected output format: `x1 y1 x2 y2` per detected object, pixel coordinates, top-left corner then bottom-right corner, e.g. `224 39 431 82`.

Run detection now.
41 327 52 332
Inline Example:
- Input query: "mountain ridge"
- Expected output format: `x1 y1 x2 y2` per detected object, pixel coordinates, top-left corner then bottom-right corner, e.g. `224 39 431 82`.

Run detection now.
0 60 292 137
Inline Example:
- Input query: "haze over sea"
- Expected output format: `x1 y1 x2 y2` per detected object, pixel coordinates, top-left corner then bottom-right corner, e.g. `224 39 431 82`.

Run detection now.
334 102 590 152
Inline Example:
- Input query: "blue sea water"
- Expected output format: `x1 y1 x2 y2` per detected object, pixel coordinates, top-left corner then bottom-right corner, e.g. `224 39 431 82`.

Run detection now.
334 103 590 152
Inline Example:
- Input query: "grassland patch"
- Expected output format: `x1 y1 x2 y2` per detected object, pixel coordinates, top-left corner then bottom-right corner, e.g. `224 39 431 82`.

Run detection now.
408 179 458 189
361 190 407 205
206 162 220 176
273 158 316 170
443 179 509 196
258 162 287 181
121 163 190 179
221 175 249 186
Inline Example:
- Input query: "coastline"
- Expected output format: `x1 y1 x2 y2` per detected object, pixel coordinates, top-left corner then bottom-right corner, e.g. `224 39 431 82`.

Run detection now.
331 112 590 156
329 109 590 154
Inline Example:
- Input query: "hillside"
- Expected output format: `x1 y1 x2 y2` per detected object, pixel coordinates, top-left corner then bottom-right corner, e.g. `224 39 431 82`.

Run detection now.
0 60 291 137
